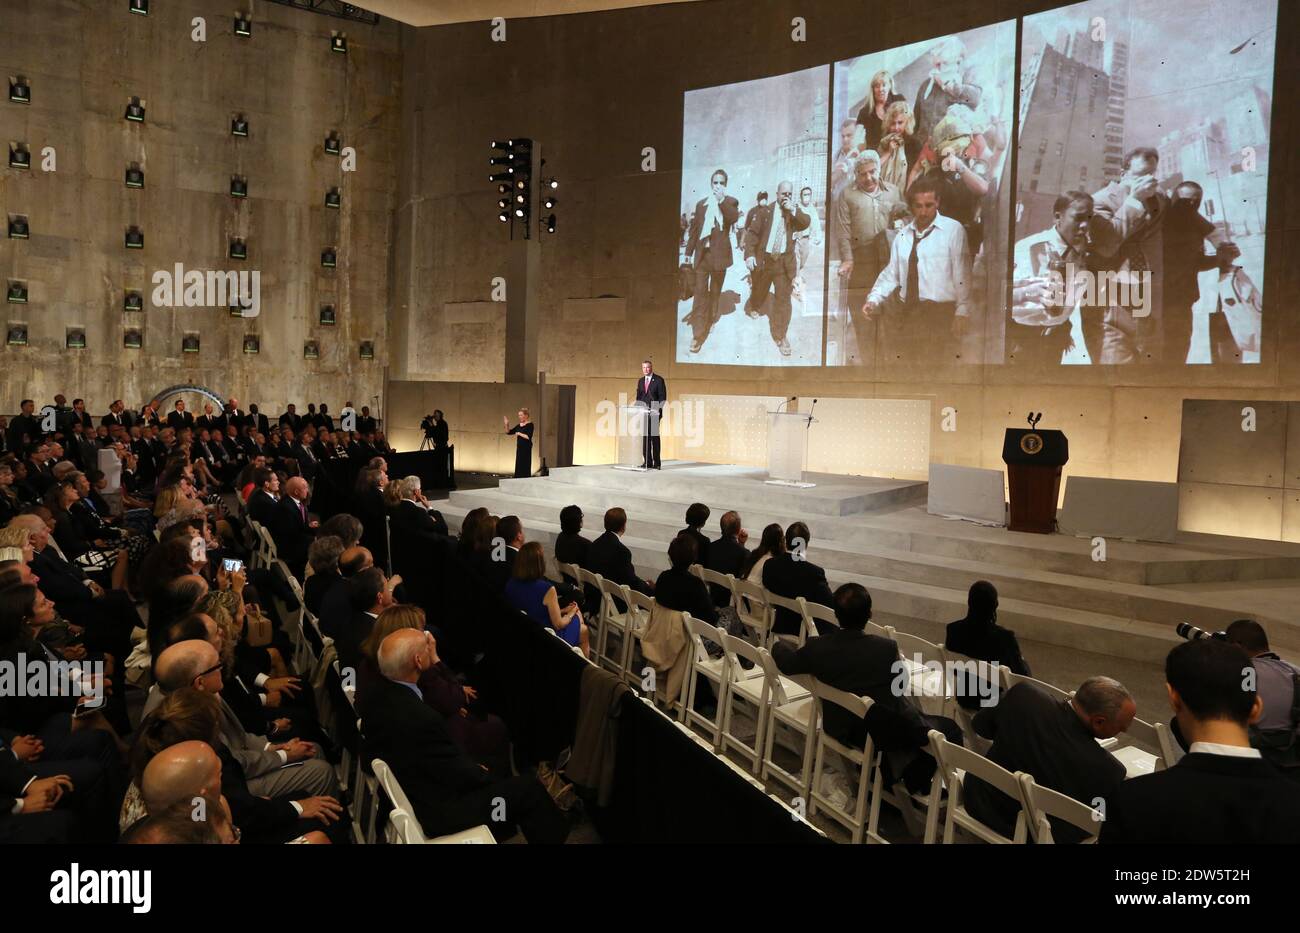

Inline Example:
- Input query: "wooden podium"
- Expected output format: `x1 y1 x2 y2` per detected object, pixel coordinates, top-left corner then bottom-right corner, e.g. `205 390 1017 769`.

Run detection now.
1002 428 1068 534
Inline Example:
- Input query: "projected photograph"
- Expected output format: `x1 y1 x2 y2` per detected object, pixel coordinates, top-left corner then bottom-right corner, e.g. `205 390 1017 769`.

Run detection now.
827 22 1016 366
1015 0 1275 365
677 66 829 366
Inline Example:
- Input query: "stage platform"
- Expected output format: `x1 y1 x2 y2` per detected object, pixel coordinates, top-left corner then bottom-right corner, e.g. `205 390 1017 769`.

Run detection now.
440 462 1300 683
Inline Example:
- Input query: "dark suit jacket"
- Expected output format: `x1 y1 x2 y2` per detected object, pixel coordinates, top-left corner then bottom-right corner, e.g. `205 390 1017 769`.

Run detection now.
329 610 376 675
246 489 279 530
7 414 40 450
391 499 449 538
278 413 302 432
166 410 194 432
249 413 271 436
195 415 220 432
291 442 319 481
685 194 740 272
1100 752 1300 844
589 531 650 596
635 373 667 407
98 412 127 431
554 532 591 582
965 683 1124 844
357 675 493 837
773 628 928 752
303 570 340 619
706 534 749 606
762 553 834 635
679 527 711 568
945 617 1032 711
653 567 717 625
744 200 811 261
272 496 314 575
215 410 246 434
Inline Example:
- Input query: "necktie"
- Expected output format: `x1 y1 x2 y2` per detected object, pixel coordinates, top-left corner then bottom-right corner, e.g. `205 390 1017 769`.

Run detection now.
767 206 786 255
905 226 933 306
299 501 306 523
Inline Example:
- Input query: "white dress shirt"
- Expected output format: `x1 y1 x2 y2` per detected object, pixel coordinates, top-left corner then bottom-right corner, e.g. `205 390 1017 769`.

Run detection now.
1188 741 1261 759
867 213 971 317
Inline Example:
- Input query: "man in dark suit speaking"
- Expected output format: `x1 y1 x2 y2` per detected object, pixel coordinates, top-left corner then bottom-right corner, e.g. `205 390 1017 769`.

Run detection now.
683 169 740 354
635 360 666 470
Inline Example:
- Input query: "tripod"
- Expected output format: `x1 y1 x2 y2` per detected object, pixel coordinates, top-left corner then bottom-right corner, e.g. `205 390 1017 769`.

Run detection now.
419 436 435 451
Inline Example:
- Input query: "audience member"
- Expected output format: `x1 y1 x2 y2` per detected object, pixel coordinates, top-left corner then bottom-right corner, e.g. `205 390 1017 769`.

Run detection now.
945 581 1031 711
705 510 749 606
762 522 834 636
1224 619 1300 774
505 541 588 655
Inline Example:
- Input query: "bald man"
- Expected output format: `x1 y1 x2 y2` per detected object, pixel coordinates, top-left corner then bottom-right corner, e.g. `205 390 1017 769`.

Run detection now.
140 740 224 816
358 630 568 844
320 545 373 636
150 641 338 801
273 476 317 579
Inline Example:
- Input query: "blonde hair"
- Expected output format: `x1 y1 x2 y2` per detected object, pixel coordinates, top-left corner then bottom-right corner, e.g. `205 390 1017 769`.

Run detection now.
361 604 426 664
882 100 915 137
870 70 895 102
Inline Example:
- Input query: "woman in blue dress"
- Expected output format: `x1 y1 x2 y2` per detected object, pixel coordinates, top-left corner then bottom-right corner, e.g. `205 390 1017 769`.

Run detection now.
504 541 589 657
503 408 534 478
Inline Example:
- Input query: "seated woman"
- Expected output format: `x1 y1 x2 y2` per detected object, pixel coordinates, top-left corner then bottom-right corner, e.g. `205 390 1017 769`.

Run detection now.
44 481 130 592
653 533 717 624
504 541 589 656
68 470 151 566
357 605 510 776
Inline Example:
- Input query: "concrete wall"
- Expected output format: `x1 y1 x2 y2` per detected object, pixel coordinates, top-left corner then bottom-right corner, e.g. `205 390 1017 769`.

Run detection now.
389 0 1300 504
0 0 402 416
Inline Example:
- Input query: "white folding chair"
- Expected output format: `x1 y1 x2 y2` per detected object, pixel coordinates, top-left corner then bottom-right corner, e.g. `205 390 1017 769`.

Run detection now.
719 635 805 774
352 718 380 844
939 645 1004 751
768 793 830 840
731 578 773 644
623 588 655 687
683 618 729 748
765 591 810 647
555 559 579 587
928 729 1028 844
1116 716 1170 775
1002 667 1073 703
802 599 839 636
597 577 634 676
694 565 738 610
866 620 893 639
806 680 878 844
1017 772 1102 844
891 629 951 717
575 567 604 656
257 523 278 567
372 759 496 845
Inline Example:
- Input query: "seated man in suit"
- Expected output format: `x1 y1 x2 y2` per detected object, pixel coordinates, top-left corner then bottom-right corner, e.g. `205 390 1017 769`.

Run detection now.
391 476 450 538
964 678 1132 843
554 505 591 574
773 583 963 794
330 567 393 675
358 629 568 843
1101 638 1300 843
945 581 1032 711
272 476 317 579
150 640 338 801
762 521 834 636
705 510 749 607
587 507 654 611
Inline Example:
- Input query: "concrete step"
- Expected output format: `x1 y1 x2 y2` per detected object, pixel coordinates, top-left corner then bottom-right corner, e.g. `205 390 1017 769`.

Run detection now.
438 498 1240 662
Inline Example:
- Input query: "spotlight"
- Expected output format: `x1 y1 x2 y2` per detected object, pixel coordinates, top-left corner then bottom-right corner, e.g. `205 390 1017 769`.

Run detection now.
331 33 347 53
546 178 559 189
324 188 341 209
498 213 509 223
543 195 557 210
182 333 200 354
514 207 525 218
231 115 249 136
7 281 27 303
230 176 248 198
319 304 336 325
304 340 320 360
9 144 30 169
129 0 149 15
498 198 509 210
242 335 260 355
125 226 144 249
497 183 510 195
65 328 86 350
125 97 145 122
321 247 337 268
489 171 512 183
8 215 29 239
124 291 143 312
6 324 27 346
125 165 144 188
9 77 31 103
229 238 248 260
234 14 252 36
123 329 142 350
324 133 341 155
358 341 375 360
544 214 556 234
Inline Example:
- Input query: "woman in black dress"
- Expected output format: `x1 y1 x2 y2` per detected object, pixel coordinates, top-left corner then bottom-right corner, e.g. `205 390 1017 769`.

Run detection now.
503 408 533 478
855 69 906 154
